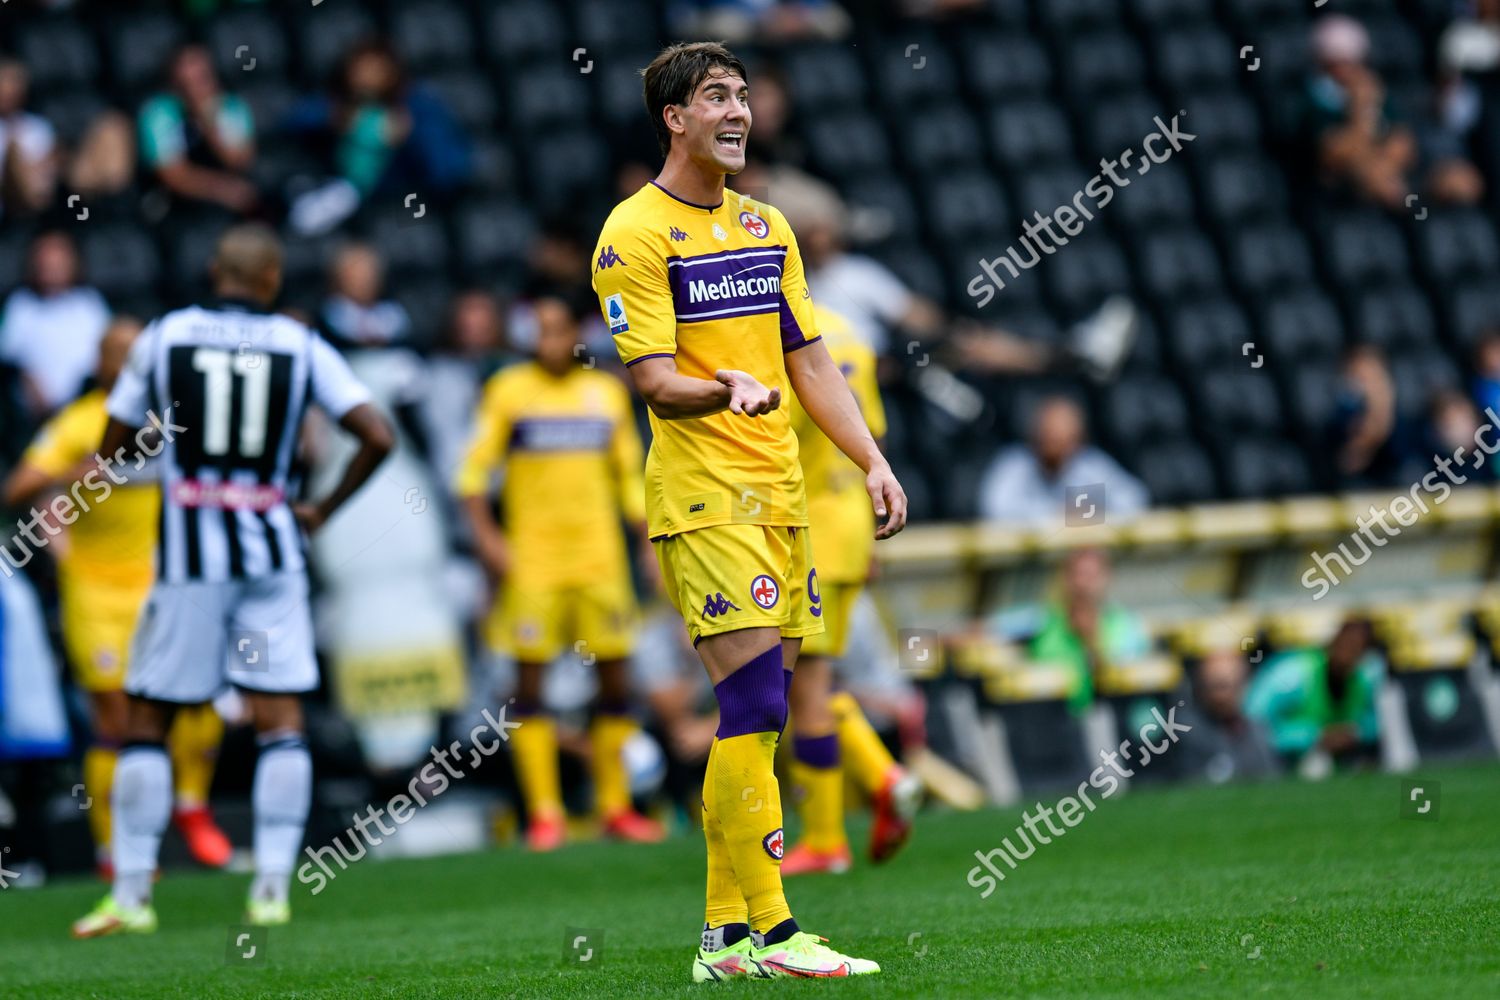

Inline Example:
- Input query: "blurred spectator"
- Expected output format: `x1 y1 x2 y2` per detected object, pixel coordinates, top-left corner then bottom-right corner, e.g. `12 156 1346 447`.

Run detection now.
1470 329 1500 417
668 0 851 44
1177 650 1281 783
989 548 1153 714
283 40 471 235
1425 388 1496 482
139 44 257 218
1246 619 1383 770
66 110 136 204
1327 345 1405 488
0 58 58 219
421 290 513 492
977 396 1149 526
1299 16 1480 207
0 230 110 419
739 67 805 170
1438 0 1500 184
320 242 412 348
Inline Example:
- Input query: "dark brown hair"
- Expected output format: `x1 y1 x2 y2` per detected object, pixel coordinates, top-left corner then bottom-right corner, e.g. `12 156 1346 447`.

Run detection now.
641 42 749 159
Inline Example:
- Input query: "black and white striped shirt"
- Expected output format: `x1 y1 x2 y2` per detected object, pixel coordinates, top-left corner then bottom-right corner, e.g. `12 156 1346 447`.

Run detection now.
107 300 371 583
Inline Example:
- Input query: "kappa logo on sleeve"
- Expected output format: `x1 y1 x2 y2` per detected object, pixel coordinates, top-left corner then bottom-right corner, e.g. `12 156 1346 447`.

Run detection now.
605 294 629 334
596 245 626 270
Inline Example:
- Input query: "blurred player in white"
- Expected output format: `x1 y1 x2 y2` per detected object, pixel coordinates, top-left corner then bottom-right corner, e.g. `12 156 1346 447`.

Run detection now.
72 224 395 937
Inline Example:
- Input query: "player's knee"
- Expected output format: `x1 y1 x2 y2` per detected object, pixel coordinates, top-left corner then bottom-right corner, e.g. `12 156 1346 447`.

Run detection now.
247 693 304 736
714 645 785 737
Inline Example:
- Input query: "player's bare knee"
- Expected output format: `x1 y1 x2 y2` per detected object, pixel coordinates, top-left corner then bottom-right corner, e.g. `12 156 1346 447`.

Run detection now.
123 695 177 744
595 658 631 704
247 692 304 736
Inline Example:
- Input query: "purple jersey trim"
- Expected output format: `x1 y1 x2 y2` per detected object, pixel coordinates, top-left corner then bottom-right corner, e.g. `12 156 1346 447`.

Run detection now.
625 352 676 367
649 180 722 211
783 334 823 354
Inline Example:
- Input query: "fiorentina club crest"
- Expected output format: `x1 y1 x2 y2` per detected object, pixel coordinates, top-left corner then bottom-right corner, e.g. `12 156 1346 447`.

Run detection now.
750 574 779 609
739 210 769 239
762 827 784 860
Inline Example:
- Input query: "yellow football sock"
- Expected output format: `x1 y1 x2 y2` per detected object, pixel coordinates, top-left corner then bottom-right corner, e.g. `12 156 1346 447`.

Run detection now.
168 703 223 809
702 738 748 928
791 757 847 852
831 692 896 796
591 714 637 819
712 731 793 934
511 715 563 819
83 746 117 854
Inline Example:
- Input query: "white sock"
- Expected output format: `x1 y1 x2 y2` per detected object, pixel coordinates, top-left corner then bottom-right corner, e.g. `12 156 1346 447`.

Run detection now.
251 731 312 905
111 744 172 908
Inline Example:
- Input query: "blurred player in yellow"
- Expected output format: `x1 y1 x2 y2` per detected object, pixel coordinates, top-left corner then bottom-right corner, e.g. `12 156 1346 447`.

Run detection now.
781 306 921 876
1 317 231 877
455 292 664 850
592 42 907 981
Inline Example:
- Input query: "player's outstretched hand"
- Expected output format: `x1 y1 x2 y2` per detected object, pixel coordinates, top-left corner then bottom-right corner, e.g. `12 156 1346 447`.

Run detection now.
715 369 781 417
293 502 327 535
867 463 908 539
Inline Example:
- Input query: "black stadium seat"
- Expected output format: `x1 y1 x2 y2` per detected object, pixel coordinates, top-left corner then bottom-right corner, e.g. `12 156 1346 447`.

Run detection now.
1197 152 1290 223
960 33 1052 99
1166 297 1254 374
874 36 959 107
1226 223 1316 298
1194 370 1284 434
1351 285 1438 354
507 65 592 132
988 101 1074 171
1132 437 1220 504
1134 228 1225 304
1445 280 1500 351
1258 289 1346 363
391 1 476 70
781 44 866 110
1102 374 1191 451
294 5 377 87
924 171 1011 244
18 18 100 91
901 106 983 173
1415 210 1500 287
1222 438 1313 498
486 0 569 64
1111 161 1196 229
1037 0 1123 35
1151 25 1240 95
208 9 291 81
1061 33 1146 101
1320 212 1411 290
804 110 894 177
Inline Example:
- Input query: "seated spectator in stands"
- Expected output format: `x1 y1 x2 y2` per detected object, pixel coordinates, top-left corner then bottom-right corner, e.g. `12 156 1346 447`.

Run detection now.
421 289 513 492
1246 618 1383 774
668 0 852 44
0 58 58 219
283 40 471 236
988 548 1153 715
977 396 1149 526
1299 16 1480 208
738 66 806 170
319 242 412 349
1470 330 1500 418
770 170 1137 380
138 44 258 217
0 230 110 420
1177 649 1280 784
1438 0 1500 184
1327 345 1406 488
1425 388 1496 482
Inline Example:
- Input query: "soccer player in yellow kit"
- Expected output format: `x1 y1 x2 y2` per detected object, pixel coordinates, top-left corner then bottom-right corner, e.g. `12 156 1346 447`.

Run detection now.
592 42 907 981
455 293 664 850
782 306 922 876
1 318 232 877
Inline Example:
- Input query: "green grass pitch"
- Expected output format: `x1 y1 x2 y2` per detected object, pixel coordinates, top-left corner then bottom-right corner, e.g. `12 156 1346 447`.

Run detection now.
2 763 1496 998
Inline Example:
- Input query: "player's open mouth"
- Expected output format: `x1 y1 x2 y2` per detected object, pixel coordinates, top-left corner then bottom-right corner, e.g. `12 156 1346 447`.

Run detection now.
715 131 743 151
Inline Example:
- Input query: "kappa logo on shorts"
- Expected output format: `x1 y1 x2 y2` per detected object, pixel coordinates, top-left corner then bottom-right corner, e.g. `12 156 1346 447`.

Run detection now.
762 827 784 860
703 593 742 618
750 574 779 610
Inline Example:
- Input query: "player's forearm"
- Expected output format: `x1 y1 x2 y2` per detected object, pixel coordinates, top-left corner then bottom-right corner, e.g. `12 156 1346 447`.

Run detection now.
463 494 503 547
1 465 53 508
788 353 886 474
636 370 733 419
311 404 394 520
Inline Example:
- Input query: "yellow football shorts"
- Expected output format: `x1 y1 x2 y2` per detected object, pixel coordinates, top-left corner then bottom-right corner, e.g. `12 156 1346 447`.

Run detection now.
486 572 638 663
799 579 861 659
655 524 824 644
60 578 149 692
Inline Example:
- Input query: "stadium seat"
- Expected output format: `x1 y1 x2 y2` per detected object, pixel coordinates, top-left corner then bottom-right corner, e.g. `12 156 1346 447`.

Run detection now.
1319 211 1412 290
107 8 185 92
364 208 451 276
875 245 948 308
804 110 893 177
1193 371 1284 436
1445 280 1500 352
207 9 290 81
1225 223 1316 297
1129 0 1216 26
34 89 106 146
1111 161 1196 229
1165 297 1253 374
1101 374 1191 452
1041 237 1133 315
1013 165 1090 223
526 130 611 212
1150 24 1240 96
507 65 592 132
467 136 518 193
988 100 1075 171
391 1 477 70
294 5 377 88
1350 285 1438 354
455 199 535 281
1414 209 1500 288
1060 33 1147 102
17 17 100 92
1132 437 1220 504
1178 90 1262 151
1285 361 1342 437
959 33 1052 99
1257 289 1346 364
922 170 1011 244
842 174 920 245
1196 152 1290 223
427 69 501 133
948 238 1045 309
1388 350 1460 417
1390 670 1498 761
80 226 161 299
1222 0 1308 28
780 44 866 111
1036 0 1123 35
574 0 661 52
238 81 298 139
485 0 569 63
1082 90 1162 161
875 35 959 107
901 105 984 174
1221 437 1314 497
1361 13 1427 82
593 51 658 125
1133 228 1225 304
390 275 455 348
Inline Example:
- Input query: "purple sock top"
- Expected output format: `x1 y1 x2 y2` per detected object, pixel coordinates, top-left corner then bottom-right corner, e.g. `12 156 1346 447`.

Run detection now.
793 733 839 769
715 645 786 738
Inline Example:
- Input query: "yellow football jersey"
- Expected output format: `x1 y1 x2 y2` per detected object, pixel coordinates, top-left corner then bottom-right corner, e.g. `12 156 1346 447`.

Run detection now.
453 361 645 587
20 389 158 588
788 307 887 584
591 182 821 539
